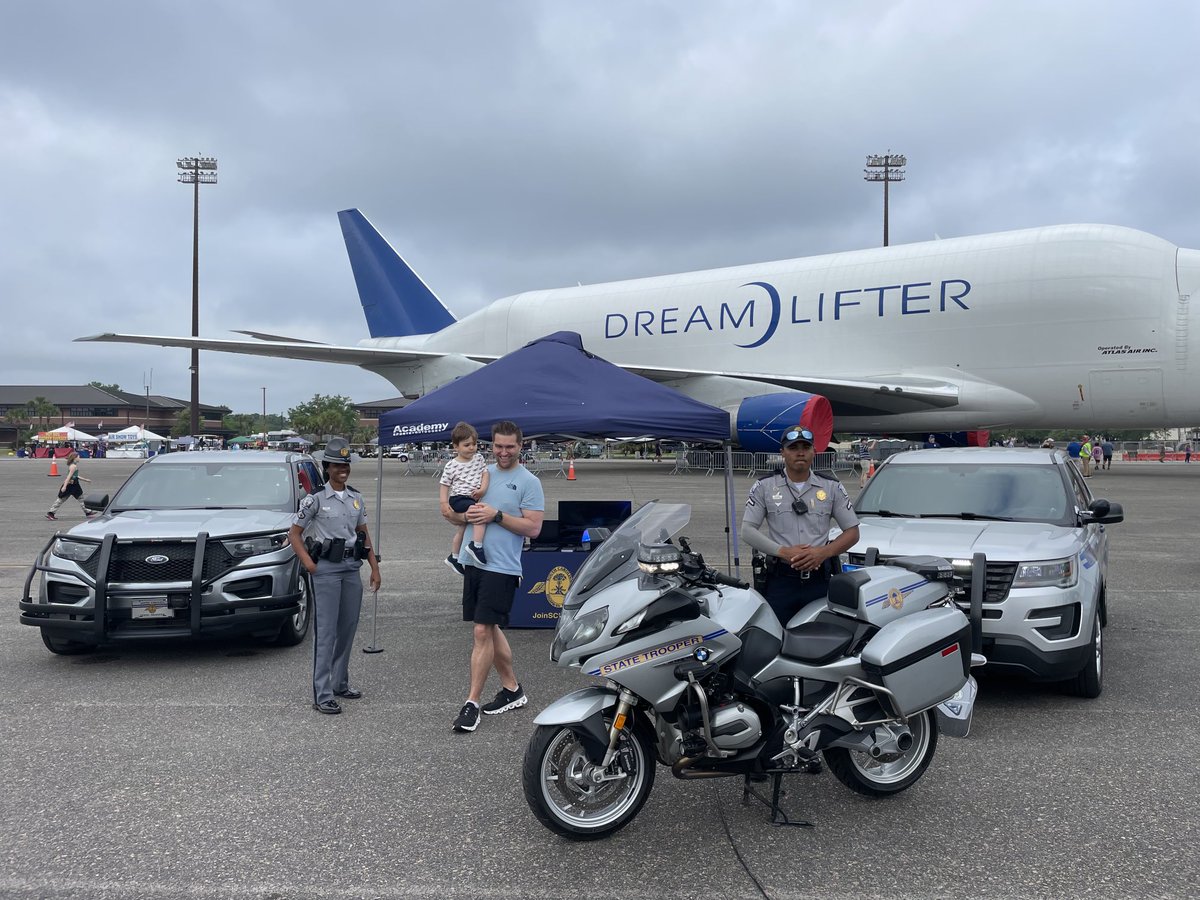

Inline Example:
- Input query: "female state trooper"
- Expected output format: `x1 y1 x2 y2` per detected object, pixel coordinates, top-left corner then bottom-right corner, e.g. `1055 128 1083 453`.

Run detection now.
288 437 382 715
741 427 860 627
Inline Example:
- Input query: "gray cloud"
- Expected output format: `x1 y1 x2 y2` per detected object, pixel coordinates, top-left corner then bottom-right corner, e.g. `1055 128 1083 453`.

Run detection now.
3 1 1198 414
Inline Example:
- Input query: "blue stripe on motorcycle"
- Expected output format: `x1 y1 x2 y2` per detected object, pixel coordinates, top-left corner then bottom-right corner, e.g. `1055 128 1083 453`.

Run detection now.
865 579 928 606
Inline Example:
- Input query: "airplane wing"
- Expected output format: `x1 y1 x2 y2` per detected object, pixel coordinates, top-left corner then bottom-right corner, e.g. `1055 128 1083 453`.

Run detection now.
230 330 329 344
625 363 961 414
73 333 478 366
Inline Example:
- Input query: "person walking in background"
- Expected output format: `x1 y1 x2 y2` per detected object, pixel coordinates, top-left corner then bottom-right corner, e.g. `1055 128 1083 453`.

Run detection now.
1091 441 1103 473
445 421 544 734
1186 443 1193 464
1101 438 1114 469
1080 435 1093 477
857 438 877 488
439 422 491 574
45 452 93 520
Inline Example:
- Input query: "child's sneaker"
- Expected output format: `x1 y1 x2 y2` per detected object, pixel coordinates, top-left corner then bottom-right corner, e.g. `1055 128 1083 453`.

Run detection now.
444 554 465 575
45 512 56 521
464 542 487 566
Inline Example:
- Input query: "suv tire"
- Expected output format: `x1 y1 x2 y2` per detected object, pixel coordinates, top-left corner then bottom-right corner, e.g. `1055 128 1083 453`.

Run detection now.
273 573 313 646
1067 608 1103 699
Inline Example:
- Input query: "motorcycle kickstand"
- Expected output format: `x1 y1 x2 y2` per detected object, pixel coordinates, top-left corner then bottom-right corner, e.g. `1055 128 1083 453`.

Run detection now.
741 773 814 828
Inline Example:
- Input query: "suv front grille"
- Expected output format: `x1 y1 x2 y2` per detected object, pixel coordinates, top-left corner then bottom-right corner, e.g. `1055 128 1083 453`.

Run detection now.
847 554 1018 603
102 541 236 584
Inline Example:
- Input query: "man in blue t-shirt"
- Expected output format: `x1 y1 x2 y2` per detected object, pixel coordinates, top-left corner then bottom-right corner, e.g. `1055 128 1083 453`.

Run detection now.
446 420 545 733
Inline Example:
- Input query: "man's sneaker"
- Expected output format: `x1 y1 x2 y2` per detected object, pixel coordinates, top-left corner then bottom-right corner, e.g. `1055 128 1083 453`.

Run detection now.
464 542 487 566
44 512 56 521
453 702 480 732
482 684 528 716
444 554 465 575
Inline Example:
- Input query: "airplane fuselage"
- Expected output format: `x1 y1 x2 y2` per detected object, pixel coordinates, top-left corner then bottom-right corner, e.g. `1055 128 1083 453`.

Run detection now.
361 224 1200 432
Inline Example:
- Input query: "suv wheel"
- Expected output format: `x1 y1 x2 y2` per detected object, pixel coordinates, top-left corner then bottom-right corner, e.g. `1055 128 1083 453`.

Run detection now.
41 630 97 656
1067 608 1103 699
273 573 313 646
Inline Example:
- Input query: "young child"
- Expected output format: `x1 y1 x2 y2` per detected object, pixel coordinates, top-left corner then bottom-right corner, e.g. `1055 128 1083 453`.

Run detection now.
440 422 490 573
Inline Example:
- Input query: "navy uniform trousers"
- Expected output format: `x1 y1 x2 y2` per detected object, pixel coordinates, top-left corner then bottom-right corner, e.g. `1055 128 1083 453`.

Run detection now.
764 566 830 628
311 558 363 705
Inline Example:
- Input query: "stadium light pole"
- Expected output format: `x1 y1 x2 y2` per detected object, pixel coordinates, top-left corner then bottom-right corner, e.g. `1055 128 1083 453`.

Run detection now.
261 386 267 446
864 152 906 246
177 156 218 437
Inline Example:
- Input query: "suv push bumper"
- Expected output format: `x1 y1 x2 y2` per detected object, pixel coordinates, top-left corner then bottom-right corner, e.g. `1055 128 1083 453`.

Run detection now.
20 531 302 644
979 635 1093 681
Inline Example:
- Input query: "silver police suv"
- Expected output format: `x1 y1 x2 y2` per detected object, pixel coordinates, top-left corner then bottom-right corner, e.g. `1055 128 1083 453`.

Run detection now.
20 451 324 654
845 447 1122 698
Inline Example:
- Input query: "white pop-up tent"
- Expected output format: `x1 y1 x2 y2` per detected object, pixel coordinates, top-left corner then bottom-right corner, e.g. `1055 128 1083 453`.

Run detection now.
105 425 168 442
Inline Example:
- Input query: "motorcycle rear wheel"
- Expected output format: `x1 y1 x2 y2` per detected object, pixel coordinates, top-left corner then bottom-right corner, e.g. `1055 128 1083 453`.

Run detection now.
522 719 655 840
825 709 938 796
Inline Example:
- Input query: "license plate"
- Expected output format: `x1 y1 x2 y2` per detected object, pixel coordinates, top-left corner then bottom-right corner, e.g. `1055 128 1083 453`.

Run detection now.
132 597 173 619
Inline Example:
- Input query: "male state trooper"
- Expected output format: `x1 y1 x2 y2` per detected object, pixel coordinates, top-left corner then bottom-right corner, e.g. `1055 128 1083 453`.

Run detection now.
288 437 382 715
741 427 860 627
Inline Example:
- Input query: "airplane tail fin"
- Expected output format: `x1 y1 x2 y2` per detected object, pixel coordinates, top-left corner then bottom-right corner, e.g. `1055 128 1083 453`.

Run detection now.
338 208 456 338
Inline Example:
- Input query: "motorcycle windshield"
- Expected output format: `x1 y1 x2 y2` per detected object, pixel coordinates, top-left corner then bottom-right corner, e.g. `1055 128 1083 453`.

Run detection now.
562 500 691 610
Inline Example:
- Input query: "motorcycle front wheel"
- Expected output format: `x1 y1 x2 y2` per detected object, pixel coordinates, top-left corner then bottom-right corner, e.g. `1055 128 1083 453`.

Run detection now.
825 709 939 796
522 718 655 840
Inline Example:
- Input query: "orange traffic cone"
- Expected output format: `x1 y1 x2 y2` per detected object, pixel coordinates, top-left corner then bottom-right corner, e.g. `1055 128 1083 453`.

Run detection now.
48 458 59 477
867 460 875 478
567 459 576 480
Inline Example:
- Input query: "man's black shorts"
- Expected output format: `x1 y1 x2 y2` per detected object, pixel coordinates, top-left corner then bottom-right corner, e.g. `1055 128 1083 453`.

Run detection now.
462 566 520 626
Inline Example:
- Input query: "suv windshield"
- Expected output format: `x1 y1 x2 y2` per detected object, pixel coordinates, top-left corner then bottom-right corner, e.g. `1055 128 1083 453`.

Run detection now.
856 462 1073 525
110 462 296 511
563 501 690 609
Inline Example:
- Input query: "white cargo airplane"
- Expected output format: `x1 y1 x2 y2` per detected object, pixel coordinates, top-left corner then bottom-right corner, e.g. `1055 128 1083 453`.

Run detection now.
79 210 1200 449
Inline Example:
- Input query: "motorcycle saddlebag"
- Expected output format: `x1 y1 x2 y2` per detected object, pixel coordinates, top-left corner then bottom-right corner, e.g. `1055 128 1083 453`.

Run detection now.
859 607 971 718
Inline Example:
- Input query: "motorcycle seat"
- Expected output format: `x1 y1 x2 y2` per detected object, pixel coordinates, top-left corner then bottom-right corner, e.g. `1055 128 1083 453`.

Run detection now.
780 621 855 665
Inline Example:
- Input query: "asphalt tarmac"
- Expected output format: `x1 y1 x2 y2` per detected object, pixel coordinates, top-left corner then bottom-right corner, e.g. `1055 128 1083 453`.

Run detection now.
1 455 1197 899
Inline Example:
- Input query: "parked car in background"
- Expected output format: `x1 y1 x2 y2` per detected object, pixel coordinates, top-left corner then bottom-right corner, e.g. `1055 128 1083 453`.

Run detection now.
844 447 1123 697
20 451 322 654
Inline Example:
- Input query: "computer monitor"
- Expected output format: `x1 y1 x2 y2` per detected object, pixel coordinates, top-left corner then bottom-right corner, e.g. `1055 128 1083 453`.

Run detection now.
557 500 633 543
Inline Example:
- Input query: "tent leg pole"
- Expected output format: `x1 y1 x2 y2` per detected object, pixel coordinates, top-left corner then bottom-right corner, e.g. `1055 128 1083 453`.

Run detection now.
363 448 384 654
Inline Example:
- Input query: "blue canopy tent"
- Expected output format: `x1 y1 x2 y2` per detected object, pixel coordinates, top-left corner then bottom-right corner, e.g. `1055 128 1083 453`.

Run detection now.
376 331 742 570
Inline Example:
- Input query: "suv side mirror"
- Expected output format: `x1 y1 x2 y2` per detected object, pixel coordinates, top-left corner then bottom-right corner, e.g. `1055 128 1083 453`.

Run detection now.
1083 498 1123 525
83 493 109 512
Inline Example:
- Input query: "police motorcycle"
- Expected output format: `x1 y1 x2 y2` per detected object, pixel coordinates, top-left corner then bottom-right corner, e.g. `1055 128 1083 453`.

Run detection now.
522 501 983 840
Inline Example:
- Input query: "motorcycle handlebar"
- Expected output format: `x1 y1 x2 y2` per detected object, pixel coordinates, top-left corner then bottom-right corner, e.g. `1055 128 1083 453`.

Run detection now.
707 569 748 589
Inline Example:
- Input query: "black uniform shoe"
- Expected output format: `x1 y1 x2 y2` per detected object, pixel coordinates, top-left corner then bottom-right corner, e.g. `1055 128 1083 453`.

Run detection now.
313 700 342 715
334 688 363 700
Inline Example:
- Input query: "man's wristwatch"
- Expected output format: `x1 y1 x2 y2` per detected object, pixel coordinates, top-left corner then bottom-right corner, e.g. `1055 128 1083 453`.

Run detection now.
493 510 504 525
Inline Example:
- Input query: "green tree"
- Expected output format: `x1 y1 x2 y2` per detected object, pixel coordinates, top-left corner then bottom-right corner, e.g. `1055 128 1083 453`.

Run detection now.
287 394 358 440
27 397 61 430
352 424 376 446
89 381 122 394
171 408 191 438
222 412 260 436
3 406 33 443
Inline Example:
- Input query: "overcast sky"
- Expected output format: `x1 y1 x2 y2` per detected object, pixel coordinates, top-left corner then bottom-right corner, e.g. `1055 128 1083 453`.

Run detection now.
3 1 1198 416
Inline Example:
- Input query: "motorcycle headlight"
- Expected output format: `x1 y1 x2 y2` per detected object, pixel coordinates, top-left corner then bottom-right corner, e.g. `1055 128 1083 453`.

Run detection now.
51 538 99 562
1012 557 1076 589
221 533 289 559
551 606 609 660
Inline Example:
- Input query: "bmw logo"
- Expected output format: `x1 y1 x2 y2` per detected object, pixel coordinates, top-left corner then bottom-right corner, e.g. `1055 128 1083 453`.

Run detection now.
694 646 711 662
145 554 170 565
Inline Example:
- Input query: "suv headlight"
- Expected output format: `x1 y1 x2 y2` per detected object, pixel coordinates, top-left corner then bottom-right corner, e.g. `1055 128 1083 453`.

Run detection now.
221 533 289 559
1013 557 1076 589
51 538 99 562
